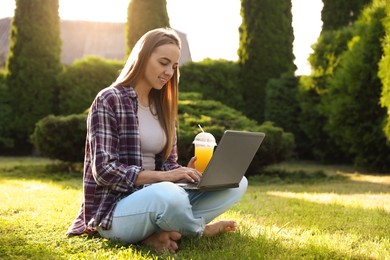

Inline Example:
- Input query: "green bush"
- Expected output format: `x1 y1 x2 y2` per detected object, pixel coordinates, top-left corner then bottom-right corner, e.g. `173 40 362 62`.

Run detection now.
31 92 295 175
265 72 300 134
177 93 295 175
321 1 390 171
30 114 87 163
57 56 124 114
179 59 243 111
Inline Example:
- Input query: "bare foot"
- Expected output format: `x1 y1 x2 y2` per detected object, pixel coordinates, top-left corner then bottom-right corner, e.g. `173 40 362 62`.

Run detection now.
203 220 238 237
142 231 182 253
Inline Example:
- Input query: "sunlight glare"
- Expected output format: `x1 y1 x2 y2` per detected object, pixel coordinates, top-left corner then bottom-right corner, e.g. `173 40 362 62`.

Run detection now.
0 0 323 75
59 0 128 23
267 191 390 213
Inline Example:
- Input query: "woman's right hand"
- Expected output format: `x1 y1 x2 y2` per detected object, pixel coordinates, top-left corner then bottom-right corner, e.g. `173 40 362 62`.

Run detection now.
135 165 201 186
166 166 201 184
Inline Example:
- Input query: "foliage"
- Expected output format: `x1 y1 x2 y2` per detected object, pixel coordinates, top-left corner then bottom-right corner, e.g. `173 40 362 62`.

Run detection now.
1 157 389 259
0 70 13 150
297 75 347 163
303 7 376 164
177 93 295 174
321 0 371 31
378 3 390 141
31 92 294 173
321 0 390 171
126 0 169 56
309 27 355 77
264 72 301 138
238 0 296 122
179 59 243 111
5 0 62 151
57 56 123 115
30 114 87 163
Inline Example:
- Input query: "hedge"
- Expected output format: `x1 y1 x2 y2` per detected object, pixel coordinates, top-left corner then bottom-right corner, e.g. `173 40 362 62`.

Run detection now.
31 92 295 175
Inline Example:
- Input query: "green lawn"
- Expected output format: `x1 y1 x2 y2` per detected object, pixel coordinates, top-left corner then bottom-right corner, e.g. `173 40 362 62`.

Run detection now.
0 157 389 259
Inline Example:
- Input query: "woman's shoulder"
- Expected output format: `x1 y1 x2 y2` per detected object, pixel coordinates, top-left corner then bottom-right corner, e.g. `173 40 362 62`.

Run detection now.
97 84 136 99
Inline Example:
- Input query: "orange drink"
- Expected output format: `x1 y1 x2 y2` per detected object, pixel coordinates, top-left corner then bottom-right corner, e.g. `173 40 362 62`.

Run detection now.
193 132 216 173
194 145 214 173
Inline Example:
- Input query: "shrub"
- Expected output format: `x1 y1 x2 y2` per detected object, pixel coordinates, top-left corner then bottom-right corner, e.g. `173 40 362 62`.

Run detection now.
57 56 123 115
30 114 87 163
321 1 390 171
179 59 243 111
31 92 295 175
177 93 295 175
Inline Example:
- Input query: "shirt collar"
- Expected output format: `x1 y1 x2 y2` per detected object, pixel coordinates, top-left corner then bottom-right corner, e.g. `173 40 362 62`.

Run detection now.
114 84 137 99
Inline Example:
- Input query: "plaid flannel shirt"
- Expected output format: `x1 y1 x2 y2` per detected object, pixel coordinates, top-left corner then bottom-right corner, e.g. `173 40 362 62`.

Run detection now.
66 85 181 236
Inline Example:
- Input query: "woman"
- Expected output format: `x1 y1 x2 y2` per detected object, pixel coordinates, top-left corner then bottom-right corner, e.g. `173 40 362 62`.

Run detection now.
66 27 248 253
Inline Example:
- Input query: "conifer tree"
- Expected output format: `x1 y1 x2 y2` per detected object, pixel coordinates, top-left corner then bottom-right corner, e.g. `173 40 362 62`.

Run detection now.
126 0 170 55
321 0 371 31
6 0 62 152
238 0 296 122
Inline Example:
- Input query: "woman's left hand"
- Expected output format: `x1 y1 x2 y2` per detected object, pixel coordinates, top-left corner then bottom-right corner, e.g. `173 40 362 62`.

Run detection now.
187 156 197 169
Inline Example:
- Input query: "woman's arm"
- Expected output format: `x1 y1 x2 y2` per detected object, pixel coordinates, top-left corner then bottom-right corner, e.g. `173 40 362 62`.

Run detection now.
88 92 141 193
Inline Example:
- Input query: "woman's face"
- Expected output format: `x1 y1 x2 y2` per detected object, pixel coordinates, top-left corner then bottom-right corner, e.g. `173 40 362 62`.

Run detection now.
140 43 180 91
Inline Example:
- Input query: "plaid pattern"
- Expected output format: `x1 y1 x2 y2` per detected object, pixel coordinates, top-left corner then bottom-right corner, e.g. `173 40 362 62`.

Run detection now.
66 85 181 236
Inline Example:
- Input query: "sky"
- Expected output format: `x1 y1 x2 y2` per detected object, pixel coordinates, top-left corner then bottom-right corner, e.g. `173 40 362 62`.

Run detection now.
0 0 323 75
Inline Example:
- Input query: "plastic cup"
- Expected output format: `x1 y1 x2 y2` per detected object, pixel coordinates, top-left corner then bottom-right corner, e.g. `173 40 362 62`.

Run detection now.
193 132 217 173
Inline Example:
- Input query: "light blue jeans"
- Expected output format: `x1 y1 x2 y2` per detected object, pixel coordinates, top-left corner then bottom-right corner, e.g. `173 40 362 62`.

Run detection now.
97 177 248 244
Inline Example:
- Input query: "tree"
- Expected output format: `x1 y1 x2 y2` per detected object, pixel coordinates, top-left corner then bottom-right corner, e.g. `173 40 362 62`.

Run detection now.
378 3 390 141
238 0 296 122
126 0 170 55
298 0 372 163
264 72 299 134
321 0 390 171
322 0 371 31
5 0 62 152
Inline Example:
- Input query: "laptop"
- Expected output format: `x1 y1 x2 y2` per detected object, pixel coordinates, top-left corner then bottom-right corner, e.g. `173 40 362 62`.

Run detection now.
176 130 265 191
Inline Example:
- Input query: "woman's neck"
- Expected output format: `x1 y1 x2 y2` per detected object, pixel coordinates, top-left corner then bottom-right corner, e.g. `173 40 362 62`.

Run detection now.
135 86 151 107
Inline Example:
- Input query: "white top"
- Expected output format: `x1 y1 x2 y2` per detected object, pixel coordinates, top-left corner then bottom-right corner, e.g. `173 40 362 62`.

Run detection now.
138 103 166 170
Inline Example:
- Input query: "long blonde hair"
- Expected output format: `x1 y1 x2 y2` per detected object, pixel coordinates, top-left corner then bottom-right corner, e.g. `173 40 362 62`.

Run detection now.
114 28 181 160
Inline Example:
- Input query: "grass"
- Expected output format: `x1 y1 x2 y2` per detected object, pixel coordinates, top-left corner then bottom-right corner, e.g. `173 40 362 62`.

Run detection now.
0 157 389 259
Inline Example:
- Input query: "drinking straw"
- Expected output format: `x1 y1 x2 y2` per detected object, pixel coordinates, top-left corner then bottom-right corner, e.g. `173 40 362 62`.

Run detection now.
198 124 204 133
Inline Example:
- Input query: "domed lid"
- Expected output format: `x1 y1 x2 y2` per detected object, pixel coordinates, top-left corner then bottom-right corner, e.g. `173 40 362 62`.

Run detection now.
192 132 217 146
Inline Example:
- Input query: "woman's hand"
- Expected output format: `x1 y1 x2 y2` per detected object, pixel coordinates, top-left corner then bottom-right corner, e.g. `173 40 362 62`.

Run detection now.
135 157 201 186
166 164 201 183
187 156 197 169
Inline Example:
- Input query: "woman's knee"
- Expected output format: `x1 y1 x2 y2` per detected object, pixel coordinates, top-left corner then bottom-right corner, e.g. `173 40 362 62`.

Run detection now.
230 176 248 201
149 182 190 209
240 176 248 191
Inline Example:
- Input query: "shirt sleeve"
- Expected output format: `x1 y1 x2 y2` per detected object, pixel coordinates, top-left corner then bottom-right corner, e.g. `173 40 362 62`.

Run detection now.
88 94 141 193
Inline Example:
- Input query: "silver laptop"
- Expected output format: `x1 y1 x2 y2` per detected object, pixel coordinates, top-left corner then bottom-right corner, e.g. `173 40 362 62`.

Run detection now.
177 130 265 191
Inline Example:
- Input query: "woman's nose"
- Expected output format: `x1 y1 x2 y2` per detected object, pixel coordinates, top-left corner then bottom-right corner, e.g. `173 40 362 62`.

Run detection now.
164 67 174 77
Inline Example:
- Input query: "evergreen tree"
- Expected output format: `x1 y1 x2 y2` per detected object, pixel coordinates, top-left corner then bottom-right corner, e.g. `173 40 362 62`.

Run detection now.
322 0 371 30
322 0 390 171
126 0 170 55
298 0 372 163
264 72 299 134
378 3 390 141
238 0 296 122
5 0 62 152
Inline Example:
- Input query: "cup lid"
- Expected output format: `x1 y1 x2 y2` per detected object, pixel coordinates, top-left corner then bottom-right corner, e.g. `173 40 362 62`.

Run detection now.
193 132 217 146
